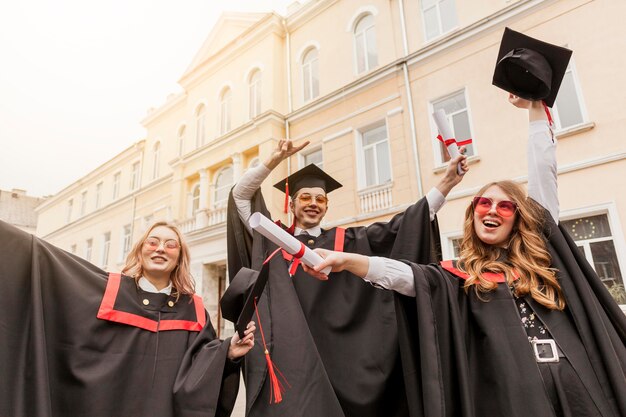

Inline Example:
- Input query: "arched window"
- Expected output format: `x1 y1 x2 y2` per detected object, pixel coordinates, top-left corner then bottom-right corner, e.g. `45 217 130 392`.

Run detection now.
195 104 206 147
213 165 234 208
249 70 262 119
302 48 319 102
354 14 377 74
219 88 232 135
177 125 186 157
190 184 200 216
152 142 160 179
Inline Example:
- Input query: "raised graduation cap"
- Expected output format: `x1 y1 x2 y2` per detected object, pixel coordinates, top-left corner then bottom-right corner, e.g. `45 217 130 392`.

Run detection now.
220 262 269 339
492 27 572 107
273 163 342 197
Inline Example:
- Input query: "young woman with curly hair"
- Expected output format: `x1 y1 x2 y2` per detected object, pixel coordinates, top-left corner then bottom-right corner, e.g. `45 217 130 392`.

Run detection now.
303 97 626 417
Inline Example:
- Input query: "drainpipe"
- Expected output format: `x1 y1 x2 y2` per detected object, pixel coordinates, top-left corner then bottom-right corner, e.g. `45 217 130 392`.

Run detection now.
283 18 293 225
398 0 424 197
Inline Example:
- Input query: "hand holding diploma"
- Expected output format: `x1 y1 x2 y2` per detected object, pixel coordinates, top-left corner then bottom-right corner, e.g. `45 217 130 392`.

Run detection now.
432 109 471 176
249 212 332 276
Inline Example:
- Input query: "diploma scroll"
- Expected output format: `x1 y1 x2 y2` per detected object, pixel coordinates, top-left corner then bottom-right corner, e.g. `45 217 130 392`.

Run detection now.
249 212 332 275
432 109 466 176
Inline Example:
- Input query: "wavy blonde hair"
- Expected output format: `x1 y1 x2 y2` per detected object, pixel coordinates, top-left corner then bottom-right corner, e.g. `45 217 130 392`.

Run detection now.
122 221 195 299
459 181 564 310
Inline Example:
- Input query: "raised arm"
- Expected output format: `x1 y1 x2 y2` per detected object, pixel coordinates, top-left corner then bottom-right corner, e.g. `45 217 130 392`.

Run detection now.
232 139 309 231
509 94 559 222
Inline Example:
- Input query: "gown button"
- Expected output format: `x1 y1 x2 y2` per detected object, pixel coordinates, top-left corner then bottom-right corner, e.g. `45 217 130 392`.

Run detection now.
142 299 150 306
168 301 175 308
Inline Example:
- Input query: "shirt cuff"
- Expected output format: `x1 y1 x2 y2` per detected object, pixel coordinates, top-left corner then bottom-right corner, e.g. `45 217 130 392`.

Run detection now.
426 187 446 220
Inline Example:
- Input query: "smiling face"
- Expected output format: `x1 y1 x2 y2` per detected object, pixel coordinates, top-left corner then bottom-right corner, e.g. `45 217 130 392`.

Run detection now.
140 225 181 282
473 185 517 247
290 187 328 229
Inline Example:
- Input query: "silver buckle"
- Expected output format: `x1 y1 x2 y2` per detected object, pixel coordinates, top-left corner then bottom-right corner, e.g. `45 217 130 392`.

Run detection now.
531 339 559 363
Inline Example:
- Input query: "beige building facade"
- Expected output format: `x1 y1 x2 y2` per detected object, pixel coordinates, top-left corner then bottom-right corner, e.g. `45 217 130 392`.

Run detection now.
37 0 626 336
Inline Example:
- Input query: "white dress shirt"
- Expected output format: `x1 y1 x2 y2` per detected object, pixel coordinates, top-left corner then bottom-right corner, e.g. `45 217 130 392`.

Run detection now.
138 276 172 295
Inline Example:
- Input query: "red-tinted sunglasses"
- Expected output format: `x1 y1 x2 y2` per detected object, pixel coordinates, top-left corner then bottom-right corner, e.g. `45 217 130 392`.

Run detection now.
472 196 517 218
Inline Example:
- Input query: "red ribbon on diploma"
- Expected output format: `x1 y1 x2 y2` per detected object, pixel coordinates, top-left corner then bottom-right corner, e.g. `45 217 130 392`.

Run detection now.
436 134 473 147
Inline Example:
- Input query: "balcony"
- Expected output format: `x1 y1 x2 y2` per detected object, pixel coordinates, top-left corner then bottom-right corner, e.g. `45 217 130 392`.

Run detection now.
357 182 393 214
178 206 227 233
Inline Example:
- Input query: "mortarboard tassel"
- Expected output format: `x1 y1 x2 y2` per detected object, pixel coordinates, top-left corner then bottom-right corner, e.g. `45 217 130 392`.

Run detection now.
542 100 554 128
283 179 289 214
254 298 290 404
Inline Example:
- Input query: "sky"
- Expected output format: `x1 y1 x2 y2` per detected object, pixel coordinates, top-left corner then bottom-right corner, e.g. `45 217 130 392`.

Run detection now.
0 0 294 197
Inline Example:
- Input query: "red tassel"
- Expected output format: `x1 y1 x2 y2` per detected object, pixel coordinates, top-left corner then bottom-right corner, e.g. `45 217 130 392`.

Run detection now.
542 100 554 127
254 299 290 404
283 180 289 214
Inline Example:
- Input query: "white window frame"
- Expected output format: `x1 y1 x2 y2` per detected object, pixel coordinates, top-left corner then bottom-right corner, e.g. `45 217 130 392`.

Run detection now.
429 89 477 167
301 47 320 103
101 231 111 267
189 183 200 217
95 182 103 209
80 190 88 216
299 146 324 169
112 172 121 200
560 203 626 306
120 224 132 262
355 120 393 190
213 165 234 209
353 14 378 74
177 124 186 157
84 238 93 262
551 59 589 132
443 231 464 260
219 88 232 136
248 69 262 119
420 0 458 42
130 161 140 190
152 142 160 180
195 103 206 148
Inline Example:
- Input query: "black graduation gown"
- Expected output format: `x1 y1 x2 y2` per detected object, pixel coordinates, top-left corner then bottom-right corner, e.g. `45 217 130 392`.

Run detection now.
395 213 626 417
226 190 440 417
0 220 240 417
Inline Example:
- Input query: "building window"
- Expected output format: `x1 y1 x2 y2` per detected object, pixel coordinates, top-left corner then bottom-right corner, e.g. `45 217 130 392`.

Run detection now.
121 224 132 260
302 48 320 102
360 123 392 188
101 232 111 267
303 148 323 169
80 191 88 216
195 104 206 147
432 90 475 164
131 161 140 190
152 142 160 180
562 214 626 304
178 125 186 157
249 70 262 119
190 184 200 217
66 199 73 223
84 238 93 262
95 182 103 209
421 0 458 41
219 88 232 135
112 172 121 200
214 166 234 208
552 61 586 130
354 14 378 74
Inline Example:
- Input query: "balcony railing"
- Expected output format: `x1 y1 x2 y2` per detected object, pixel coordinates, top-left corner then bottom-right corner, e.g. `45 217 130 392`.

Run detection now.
357 182 393 214
178 206 227 233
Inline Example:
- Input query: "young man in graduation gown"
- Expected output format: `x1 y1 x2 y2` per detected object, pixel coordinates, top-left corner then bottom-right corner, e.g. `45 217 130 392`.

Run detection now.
226 141 468 417
0 221 250 417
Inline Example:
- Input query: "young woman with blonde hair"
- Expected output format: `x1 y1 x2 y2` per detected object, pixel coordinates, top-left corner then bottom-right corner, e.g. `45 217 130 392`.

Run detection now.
303 97 626 417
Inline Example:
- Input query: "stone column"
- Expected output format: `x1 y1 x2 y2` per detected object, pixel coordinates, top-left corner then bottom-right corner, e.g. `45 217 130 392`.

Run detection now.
196 169 209 228
232 152 242 182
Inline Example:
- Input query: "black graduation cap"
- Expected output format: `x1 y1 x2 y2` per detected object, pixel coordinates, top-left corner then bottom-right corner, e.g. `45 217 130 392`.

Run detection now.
273 163 342 197
492 27 572 107
220 262 269 339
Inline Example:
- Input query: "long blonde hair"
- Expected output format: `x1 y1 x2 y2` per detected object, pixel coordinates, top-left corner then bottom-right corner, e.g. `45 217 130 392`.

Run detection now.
459 181 565 310
122 221 195 298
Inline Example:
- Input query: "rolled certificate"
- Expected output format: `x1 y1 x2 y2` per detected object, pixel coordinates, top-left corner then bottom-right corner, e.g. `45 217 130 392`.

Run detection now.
432 109 465 175
249 212 332 275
